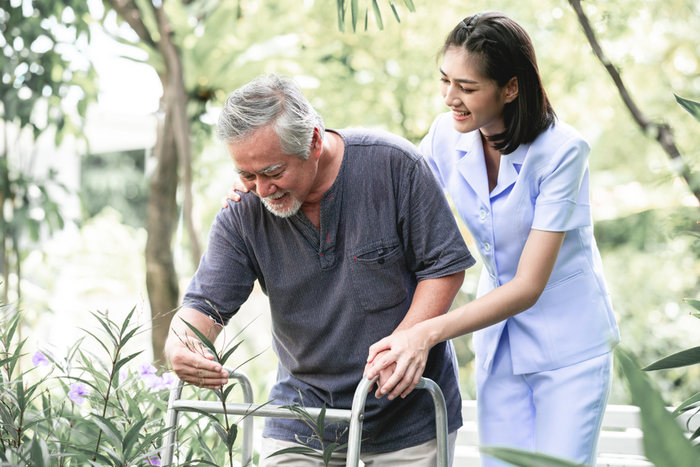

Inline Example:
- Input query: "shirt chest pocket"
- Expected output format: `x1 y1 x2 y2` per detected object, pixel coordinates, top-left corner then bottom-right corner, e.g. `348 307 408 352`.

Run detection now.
349 241 408 312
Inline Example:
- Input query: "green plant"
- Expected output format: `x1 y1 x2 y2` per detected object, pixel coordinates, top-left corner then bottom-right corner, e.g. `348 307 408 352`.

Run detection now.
264 398 349 467
0 304 259 466
174 315 267 467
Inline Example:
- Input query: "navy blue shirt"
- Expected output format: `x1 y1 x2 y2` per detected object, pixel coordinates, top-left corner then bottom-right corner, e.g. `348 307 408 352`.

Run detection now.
184 129 476 452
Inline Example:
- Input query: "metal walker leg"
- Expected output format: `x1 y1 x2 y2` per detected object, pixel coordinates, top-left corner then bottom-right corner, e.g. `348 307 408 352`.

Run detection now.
162 372 449 467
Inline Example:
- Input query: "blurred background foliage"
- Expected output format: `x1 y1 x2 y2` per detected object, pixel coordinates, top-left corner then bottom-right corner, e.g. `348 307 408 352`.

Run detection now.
3 0 700 409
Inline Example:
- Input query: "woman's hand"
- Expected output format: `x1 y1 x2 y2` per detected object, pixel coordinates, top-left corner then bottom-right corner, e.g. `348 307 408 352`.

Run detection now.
364 325 431 400
220 178 249 208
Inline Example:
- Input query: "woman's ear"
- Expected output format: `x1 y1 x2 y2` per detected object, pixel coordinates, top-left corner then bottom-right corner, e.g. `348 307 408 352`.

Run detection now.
504 77 519 103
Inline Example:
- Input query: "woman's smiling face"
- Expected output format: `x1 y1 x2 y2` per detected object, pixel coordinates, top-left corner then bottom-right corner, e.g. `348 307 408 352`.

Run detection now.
439 47 514 137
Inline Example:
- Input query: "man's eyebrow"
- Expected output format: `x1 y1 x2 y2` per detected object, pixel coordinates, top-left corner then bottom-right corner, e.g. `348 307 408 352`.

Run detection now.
233 163 285 176
439 67 478 85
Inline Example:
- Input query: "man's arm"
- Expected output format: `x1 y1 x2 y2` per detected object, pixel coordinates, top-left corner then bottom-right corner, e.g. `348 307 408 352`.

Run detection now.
165 307 230 389
366 271 464 399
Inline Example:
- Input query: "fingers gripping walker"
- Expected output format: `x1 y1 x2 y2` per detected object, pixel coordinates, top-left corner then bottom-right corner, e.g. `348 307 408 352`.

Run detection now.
162 370 450 467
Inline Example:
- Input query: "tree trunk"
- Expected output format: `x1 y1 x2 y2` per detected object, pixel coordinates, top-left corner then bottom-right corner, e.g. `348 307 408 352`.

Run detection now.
146 96 180 367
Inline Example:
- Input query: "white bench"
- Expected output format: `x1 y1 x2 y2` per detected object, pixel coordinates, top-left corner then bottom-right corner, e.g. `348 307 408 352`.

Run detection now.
454 400 698 466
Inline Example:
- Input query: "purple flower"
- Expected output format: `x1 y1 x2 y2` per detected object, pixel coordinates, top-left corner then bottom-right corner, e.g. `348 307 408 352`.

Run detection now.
68 383 90 404
32 351 50 367
147 456 161 466
161 372 178 388
137 362 157 376
151 372 179 391
119 368 128 384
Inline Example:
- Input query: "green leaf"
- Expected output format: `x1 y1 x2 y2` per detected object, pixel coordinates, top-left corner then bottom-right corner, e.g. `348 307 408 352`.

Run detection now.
118 327 140 349
181 319 219 361
212 420 228 444
222 383 237 401
691 424 700 442
122 418 148 457
403 0 415 12
672 391 700 416
389 1 401 23
78 327 115 356
616 346 697 467
683 298 700 313
29 435 51 467
480 446 583 467
183 407 222 425
323 442 339 466
89 311 118 347
197 432 218 463
642 346 700 371
112 351 143 387
90 414 124 445
132 426 175 459
120 306 137 335
219 341 242 367
351 0 358 33
336 0 345 33
226 424 238 450
266 446 317 458
372 0 384 30
316 404 326 437
675 94 700 124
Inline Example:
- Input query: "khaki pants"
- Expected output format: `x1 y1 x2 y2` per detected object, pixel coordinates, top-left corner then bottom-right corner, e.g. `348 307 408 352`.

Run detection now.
259 430 457 467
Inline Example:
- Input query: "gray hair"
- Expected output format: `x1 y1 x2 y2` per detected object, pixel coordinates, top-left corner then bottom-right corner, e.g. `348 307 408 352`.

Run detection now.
216 74 325 161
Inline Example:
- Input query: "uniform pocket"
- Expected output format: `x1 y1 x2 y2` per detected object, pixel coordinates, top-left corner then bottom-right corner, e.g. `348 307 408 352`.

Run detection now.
349 241 407 312
544 269 584 290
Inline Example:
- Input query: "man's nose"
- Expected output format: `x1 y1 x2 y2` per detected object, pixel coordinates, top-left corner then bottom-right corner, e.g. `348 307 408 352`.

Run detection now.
256 178 277 198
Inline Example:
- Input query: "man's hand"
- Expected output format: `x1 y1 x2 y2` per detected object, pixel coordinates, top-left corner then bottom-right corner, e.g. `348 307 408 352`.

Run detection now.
364 351 398 399
164 308 229 389
167 336 229 390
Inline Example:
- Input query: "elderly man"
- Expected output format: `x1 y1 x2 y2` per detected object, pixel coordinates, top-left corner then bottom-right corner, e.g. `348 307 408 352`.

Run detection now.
165 74 475 466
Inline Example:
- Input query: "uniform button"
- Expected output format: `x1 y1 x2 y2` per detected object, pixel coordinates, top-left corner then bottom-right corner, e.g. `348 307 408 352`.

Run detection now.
378 258 385 265
479 209 487 220
484 242 491 252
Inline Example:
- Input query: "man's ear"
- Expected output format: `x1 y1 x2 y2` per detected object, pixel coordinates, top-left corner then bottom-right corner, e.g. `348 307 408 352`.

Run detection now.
311 128 323 161
504 77 518 103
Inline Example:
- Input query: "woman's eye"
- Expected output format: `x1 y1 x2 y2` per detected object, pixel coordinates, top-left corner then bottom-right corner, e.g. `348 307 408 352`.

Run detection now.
440 77 449 84
461 88 474 94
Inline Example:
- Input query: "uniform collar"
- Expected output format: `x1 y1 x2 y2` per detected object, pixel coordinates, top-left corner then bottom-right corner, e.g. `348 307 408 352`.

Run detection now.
491 143 528 197
455 131 490 207
454 132 528 204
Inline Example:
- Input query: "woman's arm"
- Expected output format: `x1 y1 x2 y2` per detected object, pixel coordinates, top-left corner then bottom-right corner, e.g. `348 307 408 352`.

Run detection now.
365 229 565 399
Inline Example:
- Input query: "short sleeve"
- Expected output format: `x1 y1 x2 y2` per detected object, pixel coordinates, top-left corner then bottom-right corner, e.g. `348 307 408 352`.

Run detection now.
398 154 476 280
183 207 257 325
532 135 592 232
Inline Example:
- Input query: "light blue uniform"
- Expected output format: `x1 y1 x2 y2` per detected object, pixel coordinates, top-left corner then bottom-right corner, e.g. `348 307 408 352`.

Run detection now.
420 113 621 465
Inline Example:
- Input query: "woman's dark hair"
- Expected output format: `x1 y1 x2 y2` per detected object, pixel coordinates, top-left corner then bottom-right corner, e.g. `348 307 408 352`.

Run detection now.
440 12 555 154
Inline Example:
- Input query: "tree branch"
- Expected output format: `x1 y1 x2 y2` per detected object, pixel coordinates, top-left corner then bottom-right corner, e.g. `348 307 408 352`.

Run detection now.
568 0 700 204
103 0 158 50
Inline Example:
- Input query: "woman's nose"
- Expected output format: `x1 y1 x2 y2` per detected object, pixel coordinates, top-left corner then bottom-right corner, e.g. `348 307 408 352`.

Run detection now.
444 88 460 106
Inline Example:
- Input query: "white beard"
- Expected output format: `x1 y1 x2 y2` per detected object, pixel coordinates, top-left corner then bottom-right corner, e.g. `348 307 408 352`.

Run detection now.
261 191 302 218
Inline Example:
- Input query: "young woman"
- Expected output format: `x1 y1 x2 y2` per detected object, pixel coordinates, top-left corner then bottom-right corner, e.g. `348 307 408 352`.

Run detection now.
363 11 620 467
